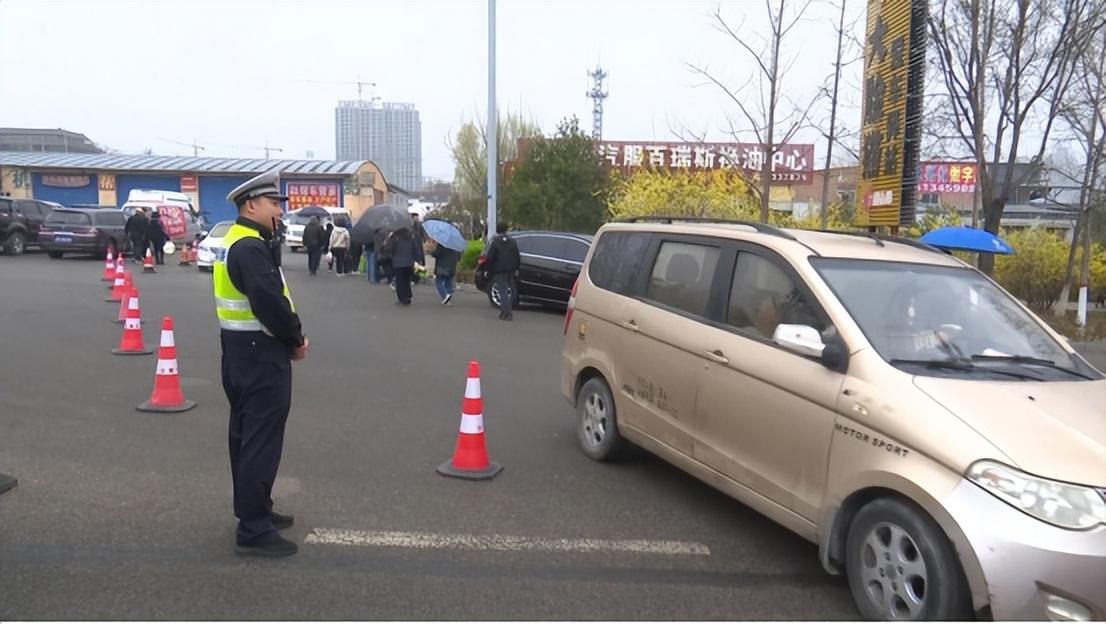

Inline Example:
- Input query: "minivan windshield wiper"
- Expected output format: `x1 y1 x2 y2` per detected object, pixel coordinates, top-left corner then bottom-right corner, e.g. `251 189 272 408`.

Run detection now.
970 354 1096 381
890 358 1042 380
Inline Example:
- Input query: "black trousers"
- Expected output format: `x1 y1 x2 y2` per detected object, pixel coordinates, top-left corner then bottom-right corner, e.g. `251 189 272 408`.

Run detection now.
151 241 165 264
130 235 145 259
332 248 348 274
306 246 322 275
394 266 413 303
221 331 292 543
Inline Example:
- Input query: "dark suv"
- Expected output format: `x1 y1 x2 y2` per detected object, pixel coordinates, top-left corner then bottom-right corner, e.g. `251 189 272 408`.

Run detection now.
40 208 129 259
0 198 54 255
478 231 593 308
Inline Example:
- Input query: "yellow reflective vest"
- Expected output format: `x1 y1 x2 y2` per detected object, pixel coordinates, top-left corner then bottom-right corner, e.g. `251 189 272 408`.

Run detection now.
213 223 294 333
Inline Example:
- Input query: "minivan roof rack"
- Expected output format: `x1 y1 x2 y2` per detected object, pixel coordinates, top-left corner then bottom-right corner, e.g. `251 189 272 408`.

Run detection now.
813 229 944 254
616 216 797 241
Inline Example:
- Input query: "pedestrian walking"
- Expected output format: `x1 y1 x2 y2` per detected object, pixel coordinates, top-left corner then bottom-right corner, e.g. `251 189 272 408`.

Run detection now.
303 216 324 276
329 221 350 276
430 240 460 305
125 208 148 264
484 221 520 321
388 227 424 305
146 211 168 265
323 222 335 273
374 227 393 286
215 170 307 557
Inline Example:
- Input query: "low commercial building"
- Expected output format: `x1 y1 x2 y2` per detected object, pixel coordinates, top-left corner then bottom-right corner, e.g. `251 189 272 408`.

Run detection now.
0 152 389 225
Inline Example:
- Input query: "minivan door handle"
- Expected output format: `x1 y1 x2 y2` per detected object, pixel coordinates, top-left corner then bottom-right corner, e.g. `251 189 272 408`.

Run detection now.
704 349 729 364
623 319 639 332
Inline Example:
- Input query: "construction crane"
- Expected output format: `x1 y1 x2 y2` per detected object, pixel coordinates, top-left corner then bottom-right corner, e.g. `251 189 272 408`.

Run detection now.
158 138 205 157
296 77 379 103
206 140 284 159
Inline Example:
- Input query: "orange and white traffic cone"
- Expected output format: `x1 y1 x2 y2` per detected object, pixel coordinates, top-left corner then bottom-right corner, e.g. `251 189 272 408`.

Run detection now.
115 278 137 323
138 316 196 413
107 261 127 302
112 290 153 356
143 247 156 273
437 360 502 480
101 248 115 281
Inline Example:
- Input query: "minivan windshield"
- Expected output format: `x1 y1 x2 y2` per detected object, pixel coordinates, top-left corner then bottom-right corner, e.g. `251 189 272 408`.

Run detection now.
813 258 1101 381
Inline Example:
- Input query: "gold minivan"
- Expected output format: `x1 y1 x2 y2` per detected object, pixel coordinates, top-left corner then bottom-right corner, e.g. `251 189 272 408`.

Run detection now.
561 218 1105 621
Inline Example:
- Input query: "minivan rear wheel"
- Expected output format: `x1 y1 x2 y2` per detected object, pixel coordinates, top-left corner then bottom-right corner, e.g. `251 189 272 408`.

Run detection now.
845 498 972 621
576 377 624 461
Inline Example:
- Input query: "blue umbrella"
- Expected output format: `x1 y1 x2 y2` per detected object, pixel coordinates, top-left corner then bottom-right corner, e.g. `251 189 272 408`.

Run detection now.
422 219 467 252
919 226 1014 255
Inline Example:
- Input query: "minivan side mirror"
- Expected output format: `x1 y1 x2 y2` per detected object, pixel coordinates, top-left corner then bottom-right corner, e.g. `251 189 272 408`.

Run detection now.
773 324 848 370
773 324 825 358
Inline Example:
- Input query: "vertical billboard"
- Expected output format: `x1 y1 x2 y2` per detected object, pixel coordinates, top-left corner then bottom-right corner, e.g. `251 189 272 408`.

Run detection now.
856 0 928 227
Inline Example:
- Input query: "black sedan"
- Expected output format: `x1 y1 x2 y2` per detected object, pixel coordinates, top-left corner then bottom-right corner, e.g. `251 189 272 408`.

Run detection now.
477 231 592 308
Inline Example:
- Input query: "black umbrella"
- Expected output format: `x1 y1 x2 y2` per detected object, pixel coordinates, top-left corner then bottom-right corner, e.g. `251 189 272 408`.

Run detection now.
351 204 412 246
294 206 330 218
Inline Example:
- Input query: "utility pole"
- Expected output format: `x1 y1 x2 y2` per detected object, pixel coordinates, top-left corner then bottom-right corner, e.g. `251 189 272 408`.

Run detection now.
820 1 847 229
586 66 609 140
487 0 497 241
158 138 206 157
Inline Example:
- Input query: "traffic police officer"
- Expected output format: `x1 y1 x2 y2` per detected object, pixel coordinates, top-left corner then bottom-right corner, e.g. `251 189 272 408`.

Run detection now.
216 170 308 557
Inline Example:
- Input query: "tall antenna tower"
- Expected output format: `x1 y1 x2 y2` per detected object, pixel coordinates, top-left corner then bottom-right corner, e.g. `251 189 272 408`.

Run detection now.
586 66 608 140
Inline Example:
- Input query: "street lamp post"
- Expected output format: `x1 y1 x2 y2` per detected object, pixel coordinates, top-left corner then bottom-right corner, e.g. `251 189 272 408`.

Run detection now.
486 0 497 241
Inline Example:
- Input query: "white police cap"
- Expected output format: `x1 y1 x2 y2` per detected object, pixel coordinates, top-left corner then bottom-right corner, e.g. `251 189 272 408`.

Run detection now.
227 170 288 206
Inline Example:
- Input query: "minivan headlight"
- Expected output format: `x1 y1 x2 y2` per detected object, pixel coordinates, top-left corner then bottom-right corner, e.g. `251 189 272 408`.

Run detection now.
967 460 1106 530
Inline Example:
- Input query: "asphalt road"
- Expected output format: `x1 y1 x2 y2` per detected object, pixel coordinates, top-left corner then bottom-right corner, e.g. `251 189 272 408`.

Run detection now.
0 251 1101 620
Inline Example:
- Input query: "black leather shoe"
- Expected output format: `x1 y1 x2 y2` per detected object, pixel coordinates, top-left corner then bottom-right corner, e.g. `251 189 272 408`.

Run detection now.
271 511 294 530
235 532 297 557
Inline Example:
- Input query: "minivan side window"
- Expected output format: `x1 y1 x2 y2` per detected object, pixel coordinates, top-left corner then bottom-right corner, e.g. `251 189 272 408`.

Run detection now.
727 252 824 339
588 231 651 296
645 241 721 317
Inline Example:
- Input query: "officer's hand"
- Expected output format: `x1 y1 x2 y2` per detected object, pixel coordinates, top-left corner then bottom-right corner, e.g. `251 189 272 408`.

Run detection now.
292 338 309 361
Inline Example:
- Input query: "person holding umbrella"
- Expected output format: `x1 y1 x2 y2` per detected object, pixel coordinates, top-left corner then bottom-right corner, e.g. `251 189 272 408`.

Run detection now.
387 227 424 305
431 241 460 305
421 219 467 306
303 216 325 276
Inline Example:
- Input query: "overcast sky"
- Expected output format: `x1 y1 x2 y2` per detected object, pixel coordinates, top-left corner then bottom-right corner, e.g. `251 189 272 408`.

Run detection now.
0 0 867 181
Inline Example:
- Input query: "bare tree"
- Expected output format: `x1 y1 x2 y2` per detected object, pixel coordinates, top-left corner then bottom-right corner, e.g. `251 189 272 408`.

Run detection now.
690 0 820 223
927 0 1102 274
818 0 861 228
1056 25 1106 318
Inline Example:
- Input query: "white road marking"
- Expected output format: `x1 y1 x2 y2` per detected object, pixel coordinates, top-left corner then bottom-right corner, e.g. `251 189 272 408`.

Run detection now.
304 528 710 556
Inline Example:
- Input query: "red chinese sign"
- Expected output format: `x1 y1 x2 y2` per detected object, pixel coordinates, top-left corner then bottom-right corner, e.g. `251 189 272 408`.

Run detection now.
180 175 197 193
42 174 91 188
594 141 815 183
287 182 341 211
917 162 977 194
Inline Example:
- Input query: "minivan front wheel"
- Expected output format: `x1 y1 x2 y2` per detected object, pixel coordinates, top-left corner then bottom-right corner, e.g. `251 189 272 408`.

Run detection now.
576 377 624 461
845 498 972 621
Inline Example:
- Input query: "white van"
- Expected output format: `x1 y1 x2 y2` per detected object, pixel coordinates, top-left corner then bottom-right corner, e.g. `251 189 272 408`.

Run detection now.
121 189 204 245
283 207 351 252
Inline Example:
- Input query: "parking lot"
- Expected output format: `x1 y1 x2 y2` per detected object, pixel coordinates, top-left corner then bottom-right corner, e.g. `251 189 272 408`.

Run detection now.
2 250 1104 620
0 250 866 620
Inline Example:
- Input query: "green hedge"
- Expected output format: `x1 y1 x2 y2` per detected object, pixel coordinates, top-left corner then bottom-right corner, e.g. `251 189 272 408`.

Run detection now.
460 239 485 270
